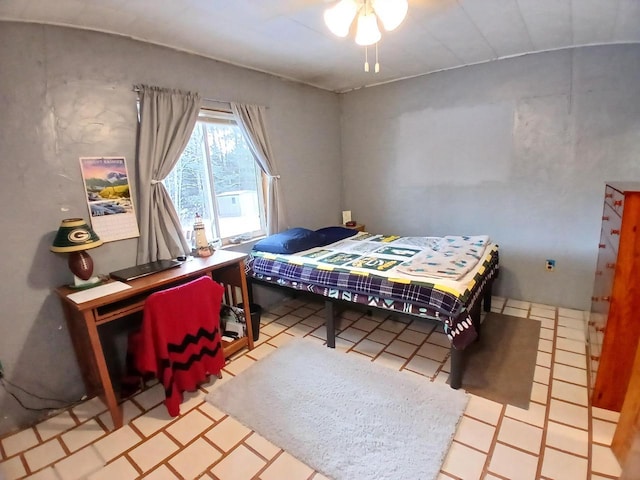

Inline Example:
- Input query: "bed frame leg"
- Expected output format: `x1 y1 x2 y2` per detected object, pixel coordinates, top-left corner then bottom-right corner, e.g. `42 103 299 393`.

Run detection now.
325 300 336 348
470 301 482 341
449 347 465 389
483 280 493 312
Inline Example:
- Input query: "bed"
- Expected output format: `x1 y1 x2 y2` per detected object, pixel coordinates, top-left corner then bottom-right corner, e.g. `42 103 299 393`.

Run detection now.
246 227 499 388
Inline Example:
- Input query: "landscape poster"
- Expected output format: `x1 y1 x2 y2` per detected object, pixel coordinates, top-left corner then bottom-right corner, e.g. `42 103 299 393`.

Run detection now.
79 156 140 242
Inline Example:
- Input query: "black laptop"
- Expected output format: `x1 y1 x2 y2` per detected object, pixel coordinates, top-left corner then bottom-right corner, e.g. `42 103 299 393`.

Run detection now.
109 259 182 282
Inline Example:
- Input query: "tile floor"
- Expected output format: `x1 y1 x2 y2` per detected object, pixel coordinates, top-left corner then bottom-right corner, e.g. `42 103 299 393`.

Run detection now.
0 297 625 480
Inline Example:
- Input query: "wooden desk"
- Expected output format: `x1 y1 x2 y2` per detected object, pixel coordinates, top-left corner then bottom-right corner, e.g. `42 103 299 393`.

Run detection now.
55 250 253 429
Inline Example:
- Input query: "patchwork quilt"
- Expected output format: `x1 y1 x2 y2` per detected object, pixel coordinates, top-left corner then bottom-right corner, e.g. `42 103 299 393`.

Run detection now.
396 235 490 279
248 232 499 349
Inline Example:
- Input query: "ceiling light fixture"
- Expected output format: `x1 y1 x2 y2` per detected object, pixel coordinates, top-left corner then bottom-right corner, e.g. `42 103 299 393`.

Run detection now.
324 0 408 73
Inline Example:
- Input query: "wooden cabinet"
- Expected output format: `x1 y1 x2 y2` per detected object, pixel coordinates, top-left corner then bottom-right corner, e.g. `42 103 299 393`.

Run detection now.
612 340 640 466
589 183 640 411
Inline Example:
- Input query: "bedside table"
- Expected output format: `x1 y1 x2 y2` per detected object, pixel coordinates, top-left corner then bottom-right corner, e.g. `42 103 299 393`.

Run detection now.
344 223 365 232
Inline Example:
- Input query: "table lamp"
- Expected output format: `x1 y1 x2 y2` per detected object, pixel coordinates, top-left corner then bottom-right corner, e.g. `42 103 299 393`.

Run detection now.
50 218 104 288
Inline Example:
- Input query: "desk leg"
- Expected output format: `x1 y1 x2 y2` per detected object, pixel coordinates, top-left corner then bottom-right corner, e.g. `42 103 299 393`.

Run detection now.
81 312 123 429
237 264 254 350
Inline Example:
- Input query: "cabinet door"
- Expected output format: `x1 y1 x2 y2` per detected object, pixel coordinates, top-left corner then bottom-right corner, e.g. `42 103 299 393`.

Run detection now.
601 202 622 255
591 220 618 317
605 185 625 217
589 230 617 391
591 245 616 312
588 312 606 389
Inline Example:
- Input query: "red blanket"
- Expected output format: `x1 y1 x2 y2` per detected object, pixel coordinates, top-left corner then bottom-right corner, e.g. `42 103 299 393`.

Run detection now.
133 275 225 416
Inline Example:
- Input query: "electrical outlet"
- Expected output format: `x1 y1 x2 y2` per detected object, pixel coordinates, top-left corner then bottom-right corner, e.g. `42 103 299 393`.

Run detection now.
545 259 556 271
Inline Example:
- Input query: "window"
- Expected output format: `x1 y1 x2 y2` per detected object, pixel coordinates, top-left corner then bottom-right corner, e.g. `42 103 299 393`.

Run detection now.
164 110 266 246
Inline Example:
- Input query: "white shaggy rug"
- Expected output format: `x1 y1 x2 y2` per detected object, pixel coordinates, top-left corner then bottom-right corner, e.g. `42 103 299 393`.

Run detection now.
206 338 468 480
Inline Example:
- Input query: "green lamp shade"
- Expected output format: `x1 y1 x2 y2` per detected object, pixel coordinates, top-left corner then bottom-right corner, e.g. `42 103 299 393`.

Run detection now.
50 218 103 253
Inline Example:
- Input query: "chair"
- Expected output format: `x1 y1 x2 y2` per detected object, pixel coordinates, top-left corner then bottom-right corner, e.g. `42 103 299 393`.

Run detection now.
129 275 226 416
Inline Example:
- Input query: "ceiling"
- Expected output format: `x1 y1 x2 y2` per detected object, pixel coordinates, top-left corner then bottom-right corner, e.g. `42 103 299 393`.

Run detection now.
1 0 639 93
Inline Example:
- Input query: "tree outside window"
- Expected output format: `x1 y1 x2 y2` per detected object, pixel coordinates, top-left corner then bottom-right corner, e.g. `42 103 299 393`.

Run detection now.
164 111 266 247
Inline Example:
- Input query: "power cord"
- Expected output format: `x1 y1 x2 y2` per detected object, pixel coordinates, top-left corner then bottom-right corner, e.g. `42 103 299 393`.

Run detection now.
0 371 85 412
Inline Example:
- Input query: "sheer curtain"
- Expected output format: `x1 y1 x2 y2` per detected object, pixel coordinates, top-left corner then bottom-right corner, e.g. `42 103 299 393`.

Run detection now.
135 85 202 263
230 103 285 235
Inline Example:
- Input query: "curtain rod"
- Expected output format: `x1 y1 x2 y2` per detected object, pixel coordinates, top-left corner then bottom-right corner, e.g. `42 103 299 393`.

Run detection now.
131 85 227 104
131 86 265 109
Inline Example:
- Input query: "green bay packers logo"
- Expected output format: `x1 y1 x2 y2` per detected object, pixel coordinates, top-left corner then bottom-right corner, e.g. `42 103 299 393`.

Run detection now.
68 228 91 244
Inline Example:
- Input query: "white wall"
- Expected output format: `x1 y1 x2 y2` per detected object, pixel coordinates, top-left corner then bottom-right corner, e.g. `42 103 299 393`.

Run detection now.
0 22 342 435
340 45 640 309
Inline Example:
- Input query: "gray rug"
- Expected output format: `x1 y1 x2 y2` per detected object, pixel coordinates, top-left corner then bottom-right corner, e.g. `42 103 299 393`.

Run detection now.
206 338 468 480
453 312 541 409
